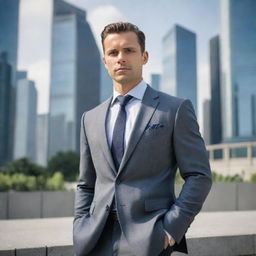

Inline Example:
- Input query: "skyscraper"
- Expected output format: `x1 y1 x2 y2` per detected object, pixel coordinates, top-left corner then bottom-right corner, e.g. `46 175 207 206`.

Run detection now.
0 52 12 168
100 61 112 102
0 0 20 84
48 0 100 159
36 114 48 166
209 35 222 144
0 0 20 167
161 24 197 114
220 0 256 142
203 99 211 145
13 78 37 162
151 74 161 90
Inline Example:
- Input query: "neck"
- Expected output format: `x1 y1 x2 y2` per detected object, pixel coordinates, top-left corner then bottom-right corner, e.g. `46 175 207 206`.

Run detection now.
113 79 142 95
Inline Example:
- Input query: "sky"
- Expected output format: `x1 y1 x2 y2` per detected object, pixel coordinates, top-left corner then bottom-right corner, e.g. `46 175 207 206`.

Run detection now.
18 0 220 128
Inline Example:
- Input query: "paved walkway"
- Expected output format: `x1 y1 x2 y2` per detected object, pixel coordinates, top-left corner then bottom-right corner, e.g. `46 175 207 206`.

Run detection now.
0 211 256 255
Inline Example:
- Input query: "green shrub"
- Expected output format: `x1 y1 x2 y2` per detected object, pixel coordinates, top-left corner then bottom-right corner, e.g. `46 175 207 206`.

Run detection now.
212 171 244 183
250 173 256 183
46 172 64 190
0 173 11 191
11 174 37 191
0 172 65 191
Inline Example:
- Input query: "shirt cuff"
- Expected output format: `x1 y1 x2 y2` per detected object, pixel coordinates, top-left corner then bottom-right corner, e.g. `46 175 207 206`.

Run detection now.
164 229 176 246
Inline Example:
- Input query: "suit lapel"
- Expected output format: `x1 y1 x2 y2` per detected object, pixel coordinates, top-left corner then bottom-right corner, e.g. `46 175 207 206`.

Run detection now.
117 86 159 175
98 97 117 174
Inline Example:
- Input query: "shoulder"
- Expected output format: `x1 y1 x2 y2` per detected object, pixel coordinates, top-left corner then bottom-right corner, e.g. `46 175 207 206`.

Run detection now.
149 86 189 111
82 97 112 121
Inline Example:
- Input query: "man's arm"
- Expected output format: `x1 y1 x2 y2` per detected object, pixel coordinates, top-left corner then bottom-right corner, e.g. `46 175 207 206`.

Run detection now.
74 112 96 222
163 99 212 244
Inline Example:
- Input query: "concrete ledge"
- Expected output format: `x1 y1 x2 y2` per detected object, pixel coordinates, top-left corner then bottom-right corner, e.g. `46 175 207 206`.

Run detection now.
1 184 256 220
8 192 41 219
0 211 256 256
0 192 8 219
42 191 75 218
173 235 256 256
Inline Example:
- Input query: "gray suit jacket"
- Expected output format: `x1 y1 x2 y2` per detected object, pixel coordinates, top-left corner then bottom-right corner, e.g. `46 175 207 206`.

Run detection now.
73 85 212 256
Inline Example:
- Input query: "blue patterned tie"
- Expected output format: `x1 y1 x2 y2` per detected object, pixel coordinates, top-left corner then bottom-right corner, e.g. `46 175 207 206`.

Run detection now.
111 95 133 169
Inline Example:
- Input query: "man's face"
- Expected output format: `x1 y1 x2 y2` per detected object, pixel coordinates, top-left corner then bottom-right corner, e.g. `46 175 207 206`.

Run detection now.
103 32 148 86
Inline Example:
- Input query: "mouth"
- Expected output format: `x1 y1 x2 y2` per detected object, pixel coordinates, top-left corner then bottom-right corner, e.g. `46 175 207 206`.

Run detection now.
115 67 131 72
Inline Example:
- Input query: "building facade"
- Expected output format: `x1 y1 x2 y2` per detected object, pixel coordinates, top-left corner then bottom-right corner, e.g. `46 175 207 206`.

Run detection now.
0 0 20 84
36 114 48 166
48 0 100 159
151 74 161 90
0 53 12 168
210 35 222 144
100 61 112 102
203 99 211 145
161 24 197 114
13 78 37 162
0 0 20 167
220 0 256 142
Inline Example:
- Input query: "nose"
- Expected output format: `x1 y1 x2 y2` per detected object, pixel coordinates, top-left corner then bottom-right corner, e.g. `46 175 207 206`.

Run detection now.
117 52 126 63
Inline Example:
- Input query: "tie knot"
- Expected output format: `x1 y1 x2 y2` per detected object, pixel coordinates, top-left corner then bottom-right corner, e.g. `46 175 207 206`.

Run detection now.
117 95 133 107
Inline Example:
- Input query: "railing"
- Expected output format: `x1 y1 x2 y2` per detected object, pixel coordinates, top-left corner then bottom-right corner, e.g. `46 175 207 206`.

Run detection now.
206 141 256 179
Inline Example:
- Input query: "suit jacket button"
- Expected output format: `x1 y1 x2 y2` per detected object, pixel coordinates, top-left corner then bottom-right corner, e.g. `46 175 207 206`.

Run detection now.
106 205 110 211
116 180 121 185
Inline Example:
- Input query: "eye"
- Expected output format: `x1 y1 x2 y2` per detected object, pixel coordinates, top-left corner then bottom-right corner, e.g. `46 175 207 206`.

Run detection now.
125 48 134 53
108 50 117 56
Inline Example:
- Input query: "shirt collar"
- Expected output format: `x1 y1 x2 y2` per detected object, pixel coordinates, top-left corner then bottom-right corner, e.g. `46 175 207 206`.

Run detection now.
111 80 147 106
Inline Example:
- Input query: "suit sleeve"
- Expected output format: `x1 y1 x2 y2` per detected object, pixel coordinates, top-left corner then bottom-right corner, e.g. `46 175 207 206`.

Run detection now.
163 99 212 243
73 112 96 222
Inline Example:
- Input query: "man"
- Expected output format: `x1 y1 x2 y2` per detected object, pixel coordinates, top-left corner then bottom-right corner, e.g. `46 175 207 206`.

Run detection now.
73 22 212 256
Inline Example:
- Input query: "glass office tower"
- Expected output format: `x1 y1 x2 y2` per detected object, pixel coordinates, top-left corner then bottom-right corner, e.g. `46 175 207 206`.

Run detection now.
0 0 19 84
151 74 161 90
0 53 12 168
48 0 100 159
210 36 222 144
220 0 256 142
0 0 20 167
203 99 211 145
14 78 37 162
100 61 113 102
36 114 48 167
161 24 197 114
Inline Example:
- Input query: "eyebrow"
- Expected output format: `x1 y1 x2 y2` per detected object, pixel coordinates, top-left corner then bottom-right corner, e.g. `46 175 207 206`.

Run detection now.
106 46 137 53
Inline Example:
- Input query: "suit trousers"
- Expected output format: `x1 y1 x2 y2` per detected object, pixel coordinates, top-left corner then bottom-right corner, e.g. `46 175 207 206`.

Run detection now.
87 213 174 256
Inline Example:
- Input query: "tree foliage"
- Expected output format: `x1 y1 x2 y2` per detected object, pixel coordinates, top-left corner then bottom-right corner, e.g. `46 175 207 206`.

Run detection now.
2 158 45 177
47 151 79 181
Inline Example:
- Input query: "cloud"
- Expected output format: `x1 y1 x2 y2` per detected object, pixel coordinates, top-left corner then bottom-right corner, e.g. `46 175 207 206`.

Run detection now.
87 5 126 53
18 0 52 67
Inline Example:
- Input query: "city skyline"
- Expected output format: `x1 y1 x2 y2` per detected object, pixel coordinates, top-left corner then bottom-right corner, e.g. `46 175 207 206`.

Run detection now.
161 24 197 114
18 0 220 128
220 0 256 143
48 0 100 159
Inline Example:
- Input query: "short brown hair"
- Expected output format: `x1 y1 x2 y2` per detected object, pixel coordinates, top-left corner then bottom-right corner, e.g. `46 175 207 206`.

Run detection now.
101 22 145 53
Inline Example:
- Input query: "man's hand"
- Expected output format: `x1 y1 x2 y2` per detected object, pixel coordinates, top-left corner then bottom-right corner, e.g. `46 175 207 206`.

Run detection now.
164 235 169 249
164 235 176 249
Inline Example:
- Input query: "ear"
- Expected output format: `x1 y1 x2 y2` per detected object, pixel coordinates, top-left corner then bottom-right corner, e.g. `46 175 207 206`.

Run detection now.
102 56 107 69
142 51 149 65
